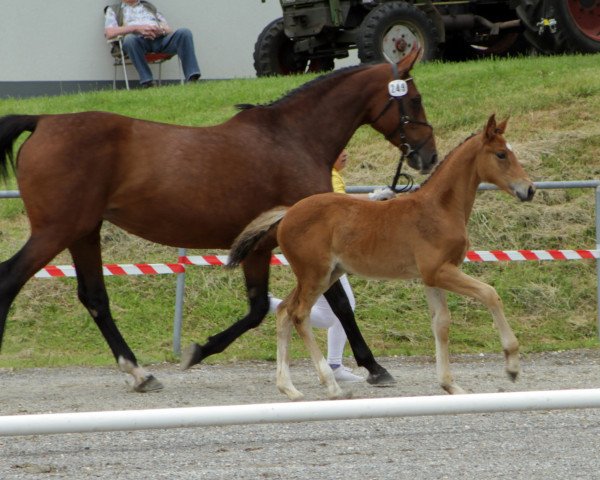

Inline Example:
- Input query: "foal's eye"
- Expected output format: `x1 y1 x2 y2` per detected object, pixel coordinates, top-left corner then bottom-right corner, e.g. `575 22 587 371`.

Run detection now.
496 151 507 160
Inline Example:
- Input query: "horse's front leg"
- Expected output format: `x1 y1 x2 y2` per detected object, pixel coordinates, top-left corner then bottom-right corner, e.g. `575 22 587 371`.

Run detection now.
181 249 272 369
324 280 395 385
433 264 520 382
424 286 466 395
69 230 162 392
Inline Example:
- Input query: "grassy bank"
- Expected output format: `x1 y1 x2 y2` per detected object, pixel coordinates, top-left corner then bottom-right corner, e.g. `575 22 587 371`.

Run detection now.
0 53 599 368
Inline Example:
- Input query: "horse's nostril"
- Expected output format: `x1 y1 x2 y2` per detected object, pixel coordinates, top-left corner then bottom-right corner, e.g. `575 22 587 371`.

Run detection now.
431 153 438 166
528 185 536 200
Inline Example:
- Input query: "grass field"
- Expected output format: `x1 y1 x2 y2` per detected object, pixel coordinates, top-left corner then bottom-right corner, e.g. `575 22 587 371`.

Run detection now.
0 53 599 369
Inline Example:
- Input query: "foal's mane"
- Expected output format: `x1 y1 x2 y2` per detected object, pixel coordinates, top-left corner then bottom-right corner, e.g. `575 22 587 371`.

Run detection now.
416 132 479 190
236 65 371 111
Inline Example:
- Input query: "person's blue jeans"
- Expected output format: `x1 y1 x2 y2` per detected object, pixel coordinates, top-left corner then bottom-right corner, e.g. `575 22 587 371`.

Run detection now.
122 28 201 85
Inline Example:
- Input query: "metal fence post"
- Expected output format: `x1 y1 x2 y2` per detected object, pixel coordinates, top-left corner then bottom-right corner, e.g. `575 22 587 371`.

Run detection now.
596 187 600 341
172 248 187 357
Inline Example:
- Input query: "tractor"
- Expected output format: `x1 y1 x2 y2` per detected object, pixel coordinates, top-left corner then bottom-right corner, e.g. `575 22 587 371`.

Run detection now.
254 0 600 76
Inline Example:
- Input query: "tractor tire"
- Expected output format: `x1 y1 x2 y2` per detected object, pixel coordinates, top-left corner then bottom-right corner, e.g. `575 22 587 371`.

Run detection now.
253 18 336 77
550 0 600 53
357 2 441 64
253 18 307 77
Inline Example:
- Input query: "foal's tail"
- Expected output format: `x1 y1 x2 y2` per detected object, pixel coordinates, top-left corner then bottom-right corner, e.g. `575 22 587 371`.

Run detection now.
0 114 40 180
227 206 288 268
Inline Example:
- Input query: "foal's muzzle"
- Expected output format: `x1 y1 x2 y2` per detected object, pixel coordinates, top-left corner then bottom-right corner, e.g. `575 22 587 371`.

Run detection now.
513 182 536 202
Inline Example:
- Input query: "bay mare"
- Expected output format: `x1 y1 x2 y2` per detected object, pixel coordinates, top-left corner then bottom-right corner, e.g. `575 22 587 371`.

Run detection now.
228 115 536 400
0 50 437 391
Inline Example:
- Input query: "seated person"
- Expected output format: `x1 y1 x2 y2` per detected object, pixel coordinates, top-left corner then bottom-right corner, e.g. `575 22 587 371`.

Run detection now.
104 0 201 88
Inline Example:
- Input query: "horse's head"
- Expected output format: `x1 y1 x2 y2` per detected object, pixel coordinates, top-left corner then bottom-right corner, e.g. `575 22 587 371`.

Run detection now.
368 48 438 174
477 114 536 202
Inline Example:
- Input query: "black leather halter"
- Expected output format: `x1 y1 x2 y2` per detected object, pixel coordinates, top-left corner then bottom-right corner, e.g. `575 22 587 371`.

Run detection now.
371 63 434 192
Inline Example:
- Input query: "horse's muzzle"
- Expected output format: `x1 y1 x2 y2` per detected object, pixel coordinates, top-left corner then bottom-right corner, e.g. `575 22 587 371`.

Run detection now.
409 151 438 174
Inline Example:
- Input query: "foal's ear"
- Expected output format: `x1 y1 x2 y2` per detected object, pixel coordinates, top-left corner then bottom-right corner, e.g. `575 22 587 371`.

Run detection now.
484 114 497 142
495 117 509 135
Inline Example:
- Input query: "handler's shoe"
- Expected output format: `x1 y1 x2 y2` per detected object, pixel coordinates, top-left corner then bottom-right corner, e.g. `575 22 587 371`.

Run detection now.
331 365 364 383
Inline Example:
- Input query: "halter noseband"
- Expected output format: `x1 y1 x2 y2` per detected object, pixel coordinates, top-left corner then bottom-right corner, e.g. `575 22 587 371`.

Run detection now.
371 63 434 192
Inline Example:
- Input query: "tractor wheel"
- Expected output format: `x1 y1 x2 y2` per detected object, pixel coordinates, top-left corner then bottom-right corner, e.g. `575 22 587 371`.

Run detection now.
253 18 307 77
253 18 336 77
550 0 600 53
357 2 441 64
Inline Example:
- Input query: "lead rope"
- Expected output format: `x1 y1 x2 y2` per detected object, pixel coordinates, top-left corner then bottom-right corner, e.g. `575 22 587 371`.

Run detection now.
389 151 414 193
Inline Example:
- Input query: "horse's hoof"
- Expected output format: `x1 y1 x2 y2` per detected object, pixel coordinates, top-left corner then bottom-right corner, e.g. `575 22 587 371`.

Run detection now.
180 343 203 370
134 375 164 393
367 370 396 386
507 369 519 382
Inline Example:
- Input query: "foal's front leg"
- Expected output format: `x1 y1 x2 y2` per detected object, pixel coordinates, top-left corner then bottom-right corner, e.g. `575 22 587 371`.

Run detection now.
433 264 521 382
424 287 466 395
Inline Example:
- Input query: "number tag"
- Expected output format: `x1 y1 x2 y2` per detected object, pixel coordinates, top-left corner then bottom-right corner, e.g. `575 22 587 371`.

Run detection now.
388 80 408 97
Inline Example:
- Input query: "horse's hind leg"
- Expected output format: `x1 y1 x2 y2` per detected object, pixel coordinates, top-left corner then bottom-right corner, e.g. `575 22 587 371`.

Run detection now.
323 280 395 385
424 286 466 395
0 235 69 350
68 227 163 392
181 248 271 369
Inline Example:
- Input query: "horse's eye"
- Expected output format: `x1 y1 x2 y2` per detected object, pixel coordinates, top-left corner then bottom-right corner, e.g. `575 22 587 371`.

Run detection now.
496 151 507 160
411 96 422 107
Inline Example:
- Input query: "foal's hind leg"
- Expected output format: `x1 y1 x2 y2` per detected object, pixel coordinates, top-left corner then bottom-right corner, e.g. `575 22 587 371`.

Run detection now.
324 280 395 385
181 248 272 369
424 286 466 395
275 299 305 401
69 227 163 392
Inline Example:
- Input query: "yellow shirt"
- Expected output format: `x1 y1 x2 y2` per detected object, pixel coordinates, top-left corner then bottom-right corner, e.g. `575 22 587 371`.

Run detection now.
331 169 346 194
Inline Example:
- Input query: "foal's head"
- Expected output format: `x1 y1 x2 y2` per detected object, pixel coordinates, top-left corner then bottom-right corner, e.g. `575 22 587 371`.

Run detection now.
368 48 438 174
476 115 536 202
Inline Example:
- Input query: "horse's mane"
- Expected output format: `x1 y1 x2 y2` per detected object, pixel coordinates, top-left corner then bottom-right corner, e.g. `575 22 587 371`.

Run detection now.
415 132 479 191
236 65 371 111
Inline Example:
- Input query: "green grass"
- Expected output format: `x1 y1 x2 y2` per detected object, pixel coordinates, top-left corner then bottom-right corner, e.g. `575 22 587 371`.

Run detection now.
0 53 599 368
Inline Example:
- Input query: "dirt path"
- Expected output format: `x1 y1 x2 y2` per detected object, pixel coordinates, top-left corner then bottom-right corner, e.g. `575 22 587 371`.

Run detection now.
1 350 600 479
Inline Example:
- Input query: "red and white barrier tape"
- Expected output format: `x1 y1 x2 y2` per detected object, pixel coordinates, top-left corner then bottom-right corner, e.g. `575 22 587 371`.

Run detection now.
33 250 599 279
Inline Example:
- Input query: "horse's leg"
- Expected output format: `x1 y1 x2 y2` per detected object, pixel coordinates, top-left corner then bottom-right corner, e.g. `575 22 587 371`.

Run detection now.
68 227 163 392
424 286 466 394
275 297 305 401
323 280 395 385
0 234 70 350
181 249 271 369
433 264 520 381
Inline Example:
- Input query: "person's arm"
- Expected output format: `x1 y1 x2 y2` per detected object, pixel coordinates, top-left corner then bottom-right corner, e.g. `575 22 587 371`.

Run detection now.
104 8 168 39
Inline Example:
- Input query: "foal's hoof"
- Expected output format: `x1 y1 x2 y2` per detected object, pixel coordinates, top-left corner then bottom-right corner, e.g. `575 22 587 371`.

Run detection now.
180 343 203 370
367 369 396 386
134 375 164 393
507 369 520 382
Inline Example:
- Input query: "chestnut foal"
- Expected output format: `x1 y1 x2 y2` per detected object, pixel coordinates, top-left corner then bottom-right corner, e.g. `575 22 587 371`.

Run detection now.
228 114 535 400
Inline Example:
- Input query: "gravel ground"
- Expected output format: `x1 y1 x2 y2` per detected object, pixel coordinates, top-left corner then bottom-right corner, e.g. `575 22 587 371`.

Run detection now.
1 349 600 479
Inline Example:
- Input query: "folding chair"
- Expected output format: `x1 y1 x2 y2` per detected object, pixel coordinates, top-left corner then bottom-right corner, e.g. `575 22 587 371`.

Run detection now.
108 36 183 90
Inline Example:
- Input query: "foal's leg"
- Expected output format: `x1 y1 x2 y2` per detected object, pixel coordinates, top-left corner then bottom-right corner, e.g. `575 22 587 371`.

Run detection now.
424 286 466 394
69 227 162 392
433 264 520 381
275 297 305 401
181 249 271 369
324 280 395 385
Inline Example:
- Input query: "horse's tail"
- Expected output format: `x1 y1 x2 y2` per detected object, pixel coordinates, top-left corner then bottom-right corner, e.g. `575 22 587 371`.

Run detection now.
227 206 288 268
0 114 40 180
